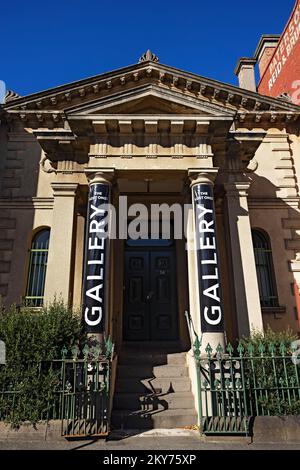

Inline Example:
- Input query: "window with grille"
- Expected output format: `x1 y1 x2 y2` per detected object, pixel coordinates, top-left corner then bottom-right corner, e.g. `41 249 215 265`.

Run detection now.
25 229 50 307
252 229 278 308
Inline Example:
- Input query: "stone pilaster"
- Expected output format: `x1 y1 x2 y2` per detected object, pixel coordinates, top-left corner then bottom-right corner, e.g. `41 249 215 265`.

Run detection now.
225 182 263 336
44 182 78 305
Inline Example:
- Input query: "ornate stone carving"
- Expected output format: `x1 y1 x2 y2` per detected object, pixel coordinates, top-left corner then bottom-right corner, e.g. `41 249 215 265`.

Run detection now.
246 158 258 173
138 49 159 63
120 142 133 158
195 140 213 159
255 114 262 123
254 101 262 111
277 92 292 102
5 90 21 102
213 89 220 100
40 155 57 174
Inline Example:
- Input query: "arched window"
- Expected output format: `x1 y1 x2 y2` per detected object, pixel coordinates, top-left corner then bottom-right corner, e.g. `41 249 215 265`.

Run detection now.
252 229 278 308
25 229 50 307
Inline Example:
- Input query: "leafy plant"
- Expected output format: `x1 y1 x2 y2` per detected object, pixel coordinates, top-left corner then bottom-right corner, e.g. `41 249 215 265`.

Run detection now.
241 327 300 416
240 326 297 354
0 301 85 426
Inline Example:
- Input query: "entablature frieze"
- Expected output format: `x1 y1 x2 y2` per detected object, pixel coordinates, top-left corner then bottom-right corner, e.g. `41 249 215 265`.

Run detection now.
30 116 268 176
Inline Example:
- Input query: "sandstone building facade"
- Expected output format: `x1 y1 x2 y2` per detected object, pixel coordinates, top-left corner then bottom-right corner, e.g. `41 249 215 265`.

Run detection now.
1 51 300 427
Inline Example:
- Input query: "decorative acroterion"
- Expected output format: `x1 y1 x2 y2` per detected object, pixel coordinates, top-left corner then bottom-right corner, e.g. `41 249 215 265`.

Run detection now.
138 49 159 63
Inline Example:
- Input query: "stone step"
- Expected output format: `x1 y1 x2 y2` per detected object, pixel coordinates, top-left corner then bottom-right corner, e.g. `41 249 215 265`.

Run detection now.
117 364 188 378
121 341 183 351
115 377 191 394
111 409 198 429
119 351 187 366
113 392 196 410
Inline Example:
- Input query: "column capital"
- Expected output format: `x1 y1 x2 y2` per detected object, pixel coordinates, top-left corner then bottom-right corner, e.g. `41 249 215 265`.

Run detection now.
51 182 78 197
188 168 219 187
85 168 115 185
224 181 251 198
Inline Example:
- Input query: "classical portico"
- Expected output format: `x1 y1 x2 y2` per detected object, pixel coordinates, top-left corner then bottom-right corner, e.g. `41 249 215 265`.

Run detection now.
39 116 262 349
2 51 300 429
3 51 300 349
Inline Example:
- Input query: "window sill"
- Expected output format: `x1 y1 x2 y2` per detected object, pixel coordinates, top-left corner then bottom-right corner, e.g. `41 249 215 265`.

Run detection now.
20 305 43 312
261 306 286 315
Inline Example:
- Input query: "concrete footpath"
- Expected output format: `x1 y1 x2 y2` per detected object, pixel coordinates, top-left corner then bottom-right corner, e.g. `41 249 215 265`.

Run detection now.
0 429 299 451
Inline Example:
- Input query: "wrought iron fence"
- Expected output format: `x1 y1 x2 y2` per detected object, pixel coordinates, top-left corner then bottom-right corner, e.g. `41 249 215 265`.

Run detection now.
0 339 114 437
197 342 300 435
186 312 300 436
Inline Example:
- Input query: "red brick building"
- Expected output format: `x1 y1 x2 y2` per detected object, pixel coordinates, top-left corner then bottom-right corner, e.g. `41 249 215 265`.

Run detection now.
255 0 300 103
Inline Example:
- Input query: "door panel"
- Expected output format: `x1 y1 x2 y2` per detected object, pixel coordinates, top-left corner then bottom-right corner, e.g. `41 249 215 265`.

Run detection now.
123 249 178 341
150 251 178 341
123 252 149 341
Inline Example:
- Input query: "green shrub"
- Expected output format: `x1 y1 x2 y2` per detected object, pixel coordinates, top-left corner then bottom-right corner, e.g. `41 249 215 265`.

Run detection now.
241 327 300 416
0 301 85 425
240 326 297 354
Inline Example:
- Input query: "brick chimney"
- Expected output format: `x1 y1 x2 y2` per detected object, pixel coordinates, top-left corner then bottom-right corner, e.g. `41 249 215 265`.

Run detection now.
254 35 280 79
234 58 257 92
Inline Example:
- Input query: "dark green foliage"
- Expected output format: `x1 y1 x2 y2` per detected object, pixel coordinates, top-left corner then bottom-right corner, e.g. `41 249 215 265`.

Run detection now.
240 326 297 354
0 301 83 362
0 301 85 425
241 327 300 416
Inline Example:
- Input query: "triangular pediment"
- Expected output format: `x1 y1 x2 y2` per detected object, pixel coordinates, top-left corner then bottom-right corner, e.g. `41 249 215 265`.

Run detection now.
65 84 236 118
70 91 200 115
3 60 300 129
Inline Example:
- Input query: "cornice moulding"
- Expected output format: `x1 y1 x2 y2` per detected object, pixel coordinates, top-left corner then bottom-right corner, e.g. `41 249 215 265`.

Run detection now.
4 62 300 116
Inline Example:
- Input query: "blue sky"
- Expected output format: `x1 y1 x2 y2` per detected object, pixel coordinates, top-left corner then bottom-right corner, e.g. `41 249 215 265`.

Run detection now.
1 0 296 96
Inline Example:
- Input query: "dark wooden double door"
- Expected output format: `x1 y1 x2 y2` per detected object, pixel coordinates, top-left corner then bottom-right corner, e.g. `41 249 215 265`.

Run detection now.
123 248 178 341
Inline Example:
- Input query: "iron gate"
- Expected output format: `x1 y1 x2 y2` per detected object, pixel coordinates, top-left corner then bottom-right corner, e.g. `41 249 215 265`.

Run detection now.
185 311 300 436
61 358 111 437
60 342 113 437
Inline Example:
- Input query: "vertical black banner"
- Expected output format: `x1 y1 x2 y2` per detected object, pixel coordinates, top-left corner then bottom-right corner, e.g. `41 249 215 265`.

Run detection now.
192 183 224 333
82 182 110 334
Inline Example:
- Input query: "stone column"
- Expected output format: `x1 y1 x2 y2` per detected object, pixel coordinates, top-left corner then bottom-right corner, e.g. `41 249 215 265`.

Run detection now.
44 182 78 305
225 182 263 337
81 170 114 343
189 169 226 351
72 204 86 310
